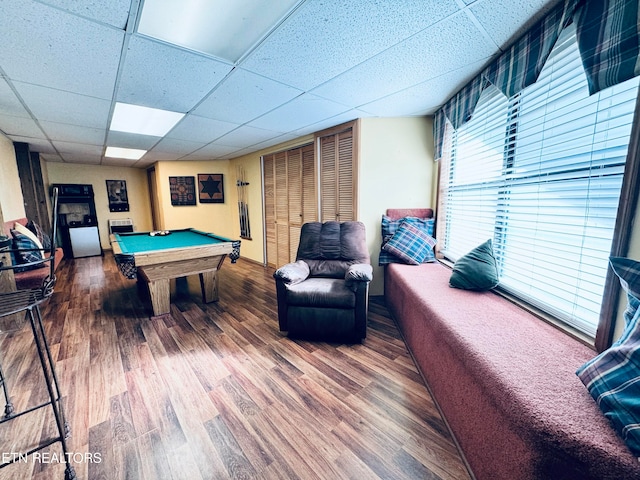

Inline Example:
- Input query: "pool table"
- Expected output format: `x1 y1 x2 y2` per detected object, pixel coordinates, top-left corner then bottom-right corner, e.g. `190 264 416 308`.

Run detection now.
110 228 241 316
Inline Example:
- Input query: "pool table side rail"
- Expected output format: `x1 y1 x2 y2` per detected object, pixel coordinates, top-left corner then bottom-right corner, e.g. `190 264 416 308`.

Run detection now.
131 243 233 267
109 235 232 266
189 228 235 243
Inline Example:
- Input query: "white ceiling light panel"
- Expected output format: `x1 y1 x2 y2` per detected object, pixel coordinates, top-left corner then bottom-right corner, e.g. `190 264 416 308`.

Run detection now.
105 146 147 160
110 102 185 136
137 0 303 62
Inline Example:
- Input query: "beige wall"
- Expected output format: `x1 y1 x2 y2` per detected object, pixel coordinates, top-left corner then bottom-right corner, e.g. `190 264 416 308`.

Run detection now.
46 163 153 249
153 160 234 238
358 117 434 295
0 133 25 221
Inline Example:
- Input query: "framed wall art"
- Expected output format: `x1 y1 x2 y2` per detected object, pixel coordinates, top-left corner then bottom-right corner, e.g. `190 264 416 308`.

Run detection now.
169 176 196 206
106 179 129 212
198 174 224 203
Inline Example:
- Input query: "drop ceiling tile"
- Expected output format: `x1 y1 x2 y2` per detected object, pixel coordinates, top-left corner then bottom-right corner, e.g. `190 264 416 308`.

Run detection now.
181 144 241 160
217 147 258 160
234 132 301 153
360 60 489 116
469 0 558 49
101 157 141 167
292 109 367 137
116 35 234 112
149 138 207 156
0 115 45 138
13 82 111 129
166 115 239 143
106 131 161 150
40 121 105 145
52 141 103 156
311 12 495 108
0 0 565 167
0 79 30 118
213 125 286 148
193 68 302 124
40 153 64 163
248 94 350 132
241 0 461 91
140 151 181 162
8 136 56 154
59 153 102 164
37 0 131 29
0 0 123 99
131 158 156 168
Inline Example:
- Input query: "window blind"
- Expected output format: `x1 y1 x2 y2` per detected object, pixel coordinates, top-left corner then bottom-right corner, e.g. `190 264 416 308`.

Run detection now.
440 24 640 336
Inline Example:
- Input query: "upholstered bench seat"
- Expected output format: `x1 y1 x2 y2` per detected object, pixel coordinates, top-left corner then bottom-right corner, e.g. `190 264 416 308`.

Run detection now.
3 218 64 290
385 261 640 480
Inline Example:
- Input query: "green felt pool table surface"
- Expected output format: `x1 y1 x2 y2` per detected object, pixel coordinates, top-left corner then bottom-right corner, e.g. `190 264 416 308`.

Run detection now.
112 228 231 254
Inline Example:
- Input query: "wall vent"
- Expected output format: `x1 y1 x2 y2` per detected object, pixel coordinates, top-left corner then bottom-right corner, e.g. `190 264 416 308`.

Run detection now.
108 218 134 234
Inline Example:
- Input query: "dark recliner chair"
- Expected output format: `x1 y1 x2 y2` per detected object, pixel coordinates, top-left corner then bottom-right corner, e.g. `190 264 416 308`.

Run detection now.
273 221 373 343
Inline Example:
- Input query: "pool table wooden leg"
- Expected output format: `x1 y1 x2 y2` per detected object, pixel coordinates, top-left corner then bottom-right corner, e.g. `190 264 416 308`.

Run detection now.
199 270 219 303
147 279 170 316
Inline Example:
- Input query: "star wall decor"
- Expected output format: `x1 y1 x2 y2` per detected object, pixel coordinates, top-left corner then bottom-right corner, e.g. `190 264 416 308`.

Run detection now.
198 174 224 203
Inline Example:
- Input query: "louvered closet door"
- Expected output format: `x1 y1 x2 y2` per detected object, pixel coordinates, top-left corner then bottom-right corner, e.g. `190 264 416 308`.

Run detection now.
319 123 356 222
274 151 290 268
263 154 277 267
301 144 317 224
320 135 337 222
337 129 354 221
263 144 317 268
287 148 302 261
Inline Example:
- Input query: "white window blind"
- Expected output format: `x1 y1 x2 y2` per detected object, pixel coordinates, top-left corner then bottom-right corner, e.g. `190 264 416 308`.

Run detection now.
440 24 640 336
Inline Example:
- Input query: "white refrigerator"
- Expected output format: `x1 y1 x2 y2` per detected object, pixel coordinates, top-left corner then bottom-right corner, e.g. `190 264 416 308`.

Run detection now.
69 226 102 258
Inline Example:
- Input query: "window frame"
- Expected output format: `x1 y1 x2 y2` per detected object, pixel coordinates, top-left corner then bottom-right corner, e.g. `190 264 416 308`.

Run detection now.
435 40 640 351
596 92 640 351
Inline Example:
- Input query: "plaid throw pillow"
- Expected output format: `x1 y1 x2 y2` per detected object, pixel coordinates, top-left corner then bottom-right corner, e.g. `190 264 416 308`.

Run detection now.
379 215 435 265
10 230 45 272
382 221 436 265
26 220 52 250
610 257 640 330
576 307 640 456
576 257 640 456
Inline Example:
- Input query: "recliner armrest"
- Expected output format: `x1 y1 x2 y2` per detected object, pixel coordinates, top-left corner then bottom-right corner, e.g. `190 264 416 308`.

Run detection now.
345 263 373 284
273 260 310 285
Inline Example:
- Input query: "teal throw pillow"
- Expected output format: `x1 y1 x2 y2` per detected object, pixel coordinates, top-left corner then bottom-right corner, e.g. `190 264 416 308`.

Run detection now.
449 239 499 291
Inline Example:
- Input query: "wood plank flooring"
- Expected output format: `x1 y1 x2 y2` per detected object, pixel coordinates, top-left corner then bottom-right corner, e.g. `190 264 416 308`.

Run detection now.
0 253 472 480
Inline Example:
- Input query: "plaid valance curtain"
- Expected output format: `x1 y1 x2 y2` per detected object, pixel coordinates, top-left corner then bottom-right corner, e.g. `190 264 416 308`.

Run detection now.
434 0 640 160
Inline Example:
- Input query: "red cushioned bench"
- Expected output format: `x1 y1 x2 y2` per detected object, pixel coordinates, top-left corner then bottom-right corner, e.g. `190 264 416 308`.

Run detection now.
383 209 640 480
3 218 64 290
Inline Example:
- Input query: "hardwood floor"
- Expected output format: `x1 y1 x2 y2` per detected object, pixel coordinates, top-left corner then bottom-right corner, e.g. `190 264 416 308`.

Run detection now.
0 253 472 480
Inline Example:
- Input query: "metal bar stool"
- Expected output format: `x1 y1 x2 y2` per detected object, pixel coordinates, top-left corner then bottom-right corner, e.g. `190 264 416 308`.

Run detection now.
0 234 13 419
0 187 76 480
